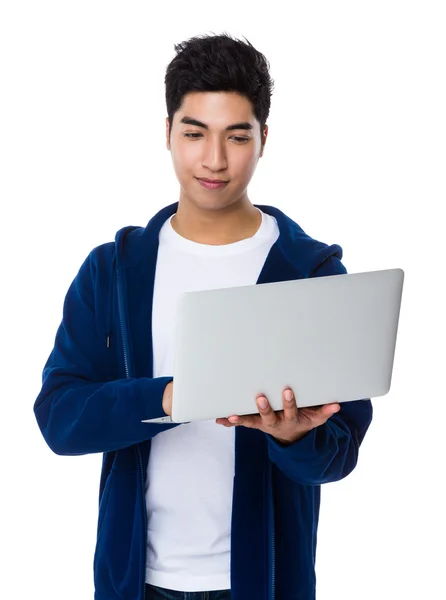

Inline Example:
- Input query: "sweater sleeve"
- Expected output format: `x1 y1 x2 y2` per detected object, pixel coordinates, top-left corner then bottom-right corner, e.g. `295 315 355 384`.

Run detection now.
33 250 179 456
266 253 373 485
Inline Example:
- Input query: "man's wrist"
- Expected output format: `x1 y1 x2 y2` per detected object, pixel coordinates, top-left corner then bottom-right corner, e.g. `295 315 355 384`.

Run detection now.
273 429 309 446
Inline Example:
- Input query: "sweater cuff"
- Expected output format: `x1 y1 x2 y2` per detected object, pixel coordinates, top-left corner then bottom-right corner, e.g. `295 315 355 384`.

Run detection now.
266 427 317 458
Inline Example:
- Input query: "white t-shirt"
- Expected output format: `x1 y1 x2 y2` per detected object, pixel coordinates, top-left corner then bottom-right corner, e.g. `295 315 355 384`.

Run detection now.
145 207 280 592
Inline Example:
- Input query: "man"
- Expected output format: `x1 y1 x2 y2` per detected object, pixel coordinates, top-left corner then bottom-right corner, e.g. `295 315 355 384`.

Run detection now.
34 33 373 600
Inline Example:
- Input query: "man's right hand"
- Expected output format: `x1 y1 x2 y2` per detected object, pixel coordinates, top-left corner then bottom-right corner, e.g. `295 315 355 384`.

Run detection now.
162 381 173 416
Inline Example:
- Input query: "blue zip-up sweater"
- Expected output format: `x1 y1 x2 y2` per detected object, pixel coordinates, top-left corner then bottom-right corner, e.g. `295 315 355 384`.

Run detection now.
34 202 373 600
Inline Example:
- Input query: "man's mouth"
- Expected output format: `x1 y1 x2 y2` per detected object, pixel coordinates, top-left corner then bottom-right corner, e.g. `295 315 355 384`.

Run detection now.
197 178 229 190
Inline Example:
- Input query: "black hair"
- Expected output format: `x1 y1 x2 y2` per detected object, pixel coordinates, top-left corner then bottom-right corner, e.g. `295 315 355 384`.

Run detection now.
164 32 274 139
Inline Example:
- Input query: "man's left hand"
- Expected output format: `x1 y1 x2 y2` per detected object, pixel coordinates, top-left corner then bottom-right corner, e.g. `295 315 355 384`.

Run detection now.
216 389 341 445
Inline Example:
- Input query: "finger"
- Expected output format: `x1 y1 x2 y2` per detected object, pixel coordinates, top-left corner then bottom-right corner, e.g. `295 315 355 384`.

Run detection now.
216 415 263 429
216 418 233 427
256 396 280 429
216 415 242 425
300 403 341 427
283 389 298 422
228 415 241 424
321 403 341 416
234 414 263 429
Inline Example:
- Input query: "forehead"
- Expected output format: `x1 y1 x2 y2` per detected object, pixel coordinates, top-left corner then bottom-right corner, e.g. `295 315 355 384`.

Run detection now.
175 91 256 127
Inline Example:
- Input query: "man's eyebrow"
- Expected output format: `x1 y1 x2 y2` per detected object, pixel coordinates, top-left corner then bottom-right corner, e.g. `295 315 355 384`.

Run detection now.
180 116 253 131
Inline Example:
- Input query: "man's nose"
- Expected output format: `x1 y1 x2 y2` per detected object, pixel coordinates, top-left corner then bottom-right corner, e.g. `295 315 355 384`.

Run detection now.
201 139 228 172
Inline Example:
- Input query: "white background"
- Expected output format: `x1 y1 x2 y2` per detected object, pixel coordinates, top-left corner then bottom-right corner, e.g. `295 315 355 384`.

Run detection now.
1 1 445 599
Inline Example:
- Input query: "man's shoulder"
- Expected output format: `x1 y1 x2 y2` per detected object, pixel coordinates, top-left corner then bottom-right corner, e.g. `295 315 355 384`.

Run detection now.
259 204 344 276
87 224 144 266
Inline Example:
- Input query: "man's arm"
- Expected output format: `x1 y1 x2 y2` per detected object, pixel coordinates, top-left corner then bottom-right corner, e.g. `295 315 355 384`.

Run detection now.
266 397 372 485
266 254 373 485
34 249 178 456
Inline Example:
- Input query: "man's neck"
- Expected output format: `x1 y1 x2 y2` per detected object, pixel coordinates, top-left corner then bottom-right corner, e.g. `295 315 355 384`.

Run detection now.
171 201 262 246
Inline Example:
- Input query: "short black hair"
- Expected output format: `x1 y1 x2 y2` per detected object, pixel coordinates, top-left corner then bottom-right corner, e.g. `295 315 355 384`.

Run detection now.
165 32 274 139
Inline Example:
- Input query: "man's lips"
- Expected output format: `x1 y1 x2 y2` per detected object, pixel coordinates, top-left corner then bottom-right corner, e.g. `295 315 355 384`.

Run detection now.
196 178 229 190
197 178 229 183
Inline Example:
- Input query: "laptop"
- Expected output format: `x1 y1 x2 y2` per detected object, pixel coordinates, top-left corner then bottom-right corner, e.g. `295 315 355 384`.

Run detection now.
142 268 404 424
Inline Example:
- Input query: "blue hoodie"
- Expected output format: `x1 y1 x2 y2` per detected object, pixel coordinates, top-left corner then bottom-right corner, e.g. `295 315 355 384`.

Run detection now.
34 202 373 600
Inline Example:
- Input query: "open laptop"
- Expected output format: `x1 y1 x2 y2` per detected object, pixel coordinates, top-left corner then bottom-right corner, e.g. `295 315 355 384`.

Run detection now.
142 268 404 424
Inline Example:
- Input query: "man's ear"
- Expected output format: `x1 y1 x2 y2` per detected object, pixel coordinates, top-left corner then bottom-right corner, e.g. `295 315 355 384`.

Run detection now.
259 124 268 158
166 117 171 150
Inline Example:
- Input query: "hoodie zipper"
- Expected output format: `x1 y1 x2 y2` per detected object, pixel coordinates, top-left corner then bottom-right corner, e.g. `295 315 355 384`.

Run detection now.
116 267 147 600
270 462 276 600
116 268 130 379
137 444 148 600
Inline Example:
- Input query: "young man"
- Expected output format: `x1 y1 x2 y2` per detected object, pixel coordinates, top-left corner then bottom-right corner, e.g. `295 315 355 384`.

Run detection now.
34 33 373 600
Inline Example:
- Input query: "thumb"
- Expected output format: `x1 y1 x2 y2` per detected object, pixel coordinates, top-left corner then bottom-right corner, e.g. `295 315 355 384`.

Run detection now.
322 403 341 417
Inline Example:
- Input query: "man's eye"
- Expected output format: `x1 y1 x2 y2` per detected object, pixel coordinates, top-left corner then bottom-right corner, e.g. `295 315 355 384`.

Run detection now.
183 133 249 143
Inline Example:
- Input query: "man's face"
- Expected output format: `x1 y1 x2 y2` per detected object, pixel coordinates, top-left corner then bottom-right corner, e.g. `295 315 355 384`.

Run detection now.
166 91 268 211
